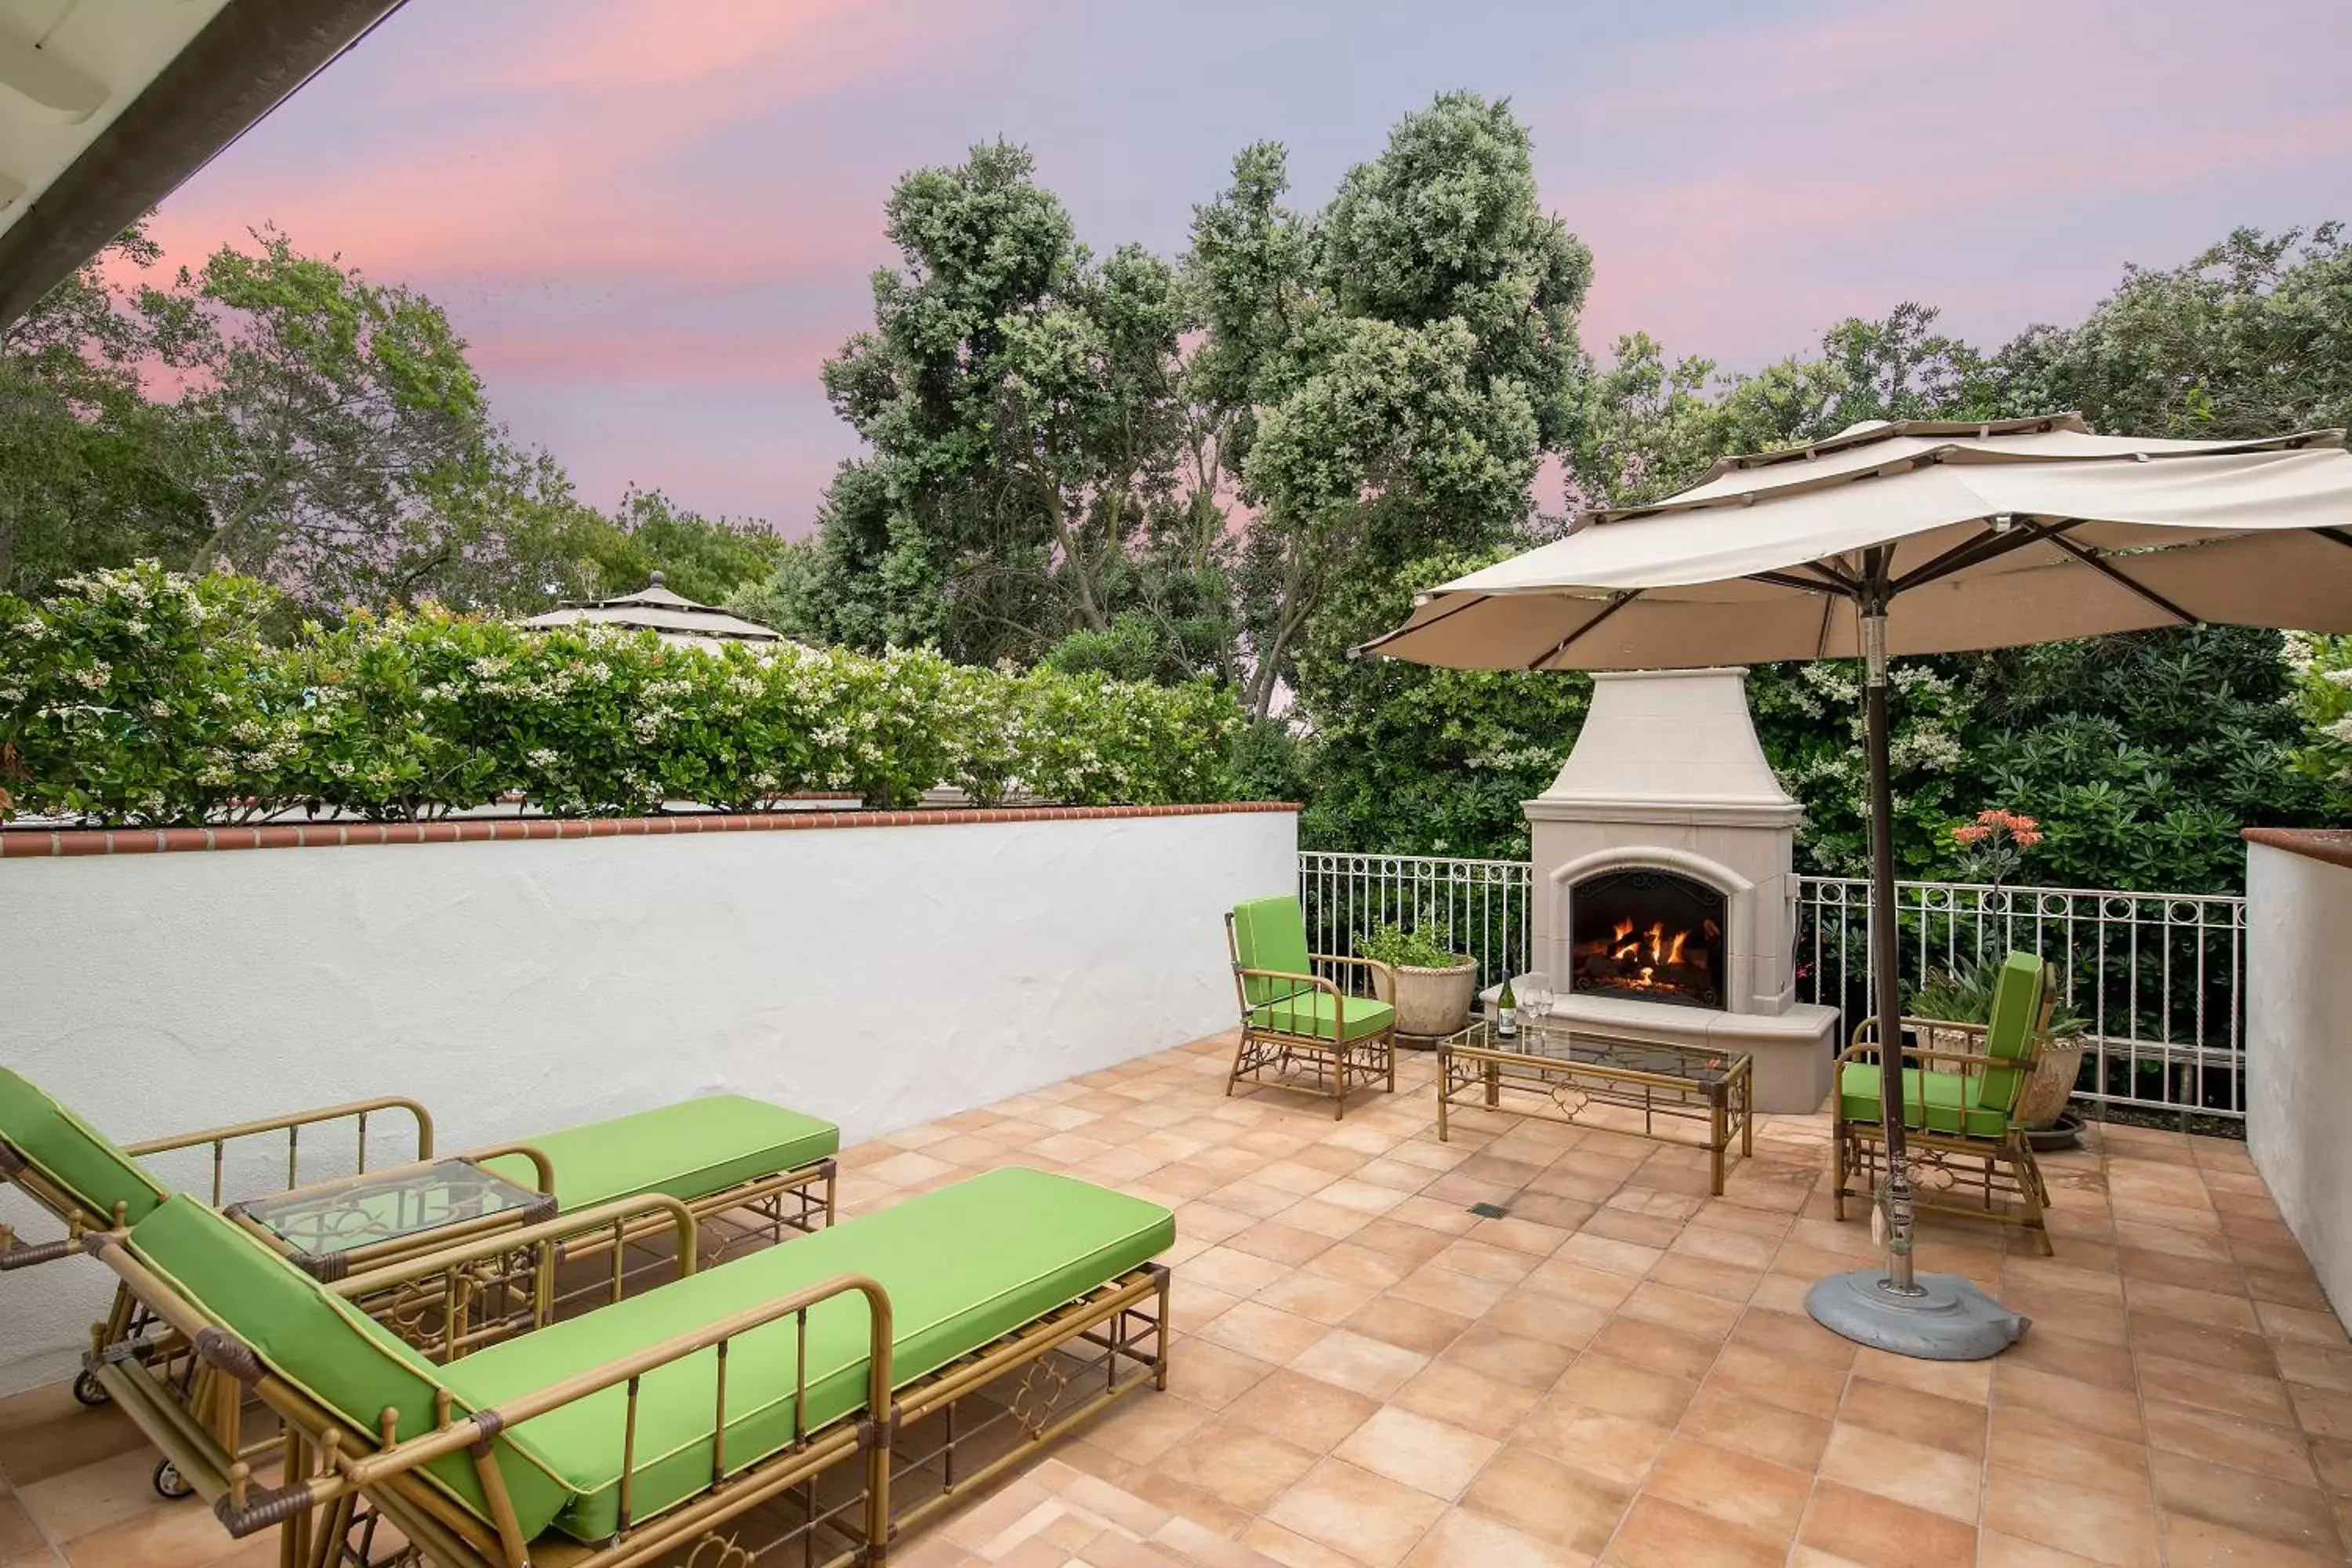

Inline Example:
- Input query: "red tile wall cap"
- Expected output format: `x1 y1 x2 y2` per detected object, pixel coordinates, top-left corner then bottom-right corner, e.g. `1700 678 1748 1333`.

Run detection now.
2241 826 2352 873
0 801 1302 858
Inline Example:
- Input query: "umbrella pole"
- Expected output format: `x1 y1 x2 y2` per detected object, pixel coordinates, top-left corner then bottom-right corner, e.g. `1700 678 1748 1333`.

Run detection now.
1803 609 2029 1359
1862 618 1918 1294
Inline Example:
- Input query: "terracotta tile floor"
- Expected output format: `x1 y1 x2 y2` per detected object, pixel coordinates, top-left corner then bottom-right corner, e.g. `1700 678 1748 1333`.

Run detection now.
5 1033 2350 1568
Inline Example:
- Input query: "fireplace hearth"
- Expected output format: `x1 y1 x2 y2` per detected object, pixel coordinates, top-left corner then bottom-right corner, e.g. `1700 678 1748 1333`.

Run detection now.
1570 869 1726 1009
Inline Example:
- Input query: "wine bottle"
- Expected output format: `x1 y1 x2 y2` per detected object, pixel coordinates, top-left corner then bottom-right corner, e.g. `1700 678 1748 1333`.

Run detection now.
1497 976 1518 1039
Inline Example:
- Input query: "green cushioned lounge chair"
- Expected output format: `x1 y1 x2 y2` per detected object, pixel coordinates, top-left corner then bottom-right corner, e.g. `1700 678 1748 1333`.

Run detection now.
0 1068 839 1380
1225 895 1397 1120
85 1167 1174 1568
1830 950 2057 1254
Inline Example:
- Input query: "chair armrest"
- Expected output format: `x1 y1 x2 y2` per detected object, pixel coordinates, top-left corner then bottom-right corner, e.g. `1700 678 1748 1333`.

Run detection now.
125 1098 436 1203
1236 967 1350 1043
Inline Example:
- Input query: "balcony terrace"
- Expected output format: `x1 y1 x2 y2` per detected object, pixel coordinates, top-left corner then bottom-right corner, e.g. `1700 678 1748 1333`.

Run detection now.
4 1033 2339 1568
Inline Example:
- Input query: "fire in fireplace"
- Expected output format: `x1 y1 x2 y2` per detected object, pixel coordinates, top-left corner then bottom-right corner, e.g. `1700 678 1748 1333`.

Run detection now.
1569 869 1727 1010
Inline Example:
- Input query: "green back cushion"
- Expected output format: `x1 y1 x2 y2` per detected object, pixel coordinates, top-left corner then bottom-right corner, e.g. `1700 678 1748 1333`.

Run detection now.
0 1068 167 1225
479 1095 838 1212
439 1167 1174 1543
1232 896 1312 1007
1973 953 2045 1115
125 1197 569 1536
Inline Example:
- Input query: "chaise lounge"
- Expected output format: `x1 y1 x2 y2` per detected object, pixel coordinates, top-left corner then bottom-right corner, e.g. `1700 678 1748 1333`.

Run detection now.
0 1067 840 1403
86 1166 1173 1568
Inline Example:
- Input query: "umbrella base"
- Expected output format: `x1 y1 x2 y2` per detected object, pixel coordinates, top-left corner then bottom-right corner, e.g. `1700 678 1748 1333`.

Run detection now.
1805 1269 2029 1361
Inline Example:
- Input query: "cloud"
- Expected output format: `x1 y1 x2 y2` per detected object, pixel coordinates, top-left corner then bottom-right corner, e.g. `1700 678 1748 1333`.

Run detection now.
1546 0 2352 366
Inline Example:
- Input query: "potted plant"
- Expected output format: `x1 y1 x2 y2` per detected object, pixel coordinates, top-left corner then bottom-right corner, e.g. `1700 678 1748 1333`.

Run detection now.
1357 916 1479 1039
1908 959 2089 1132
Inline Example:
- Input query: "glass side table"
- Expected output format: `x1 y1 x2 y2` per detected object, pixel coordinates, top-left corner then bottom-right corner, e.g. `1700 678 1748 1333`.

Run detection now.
227 1157 554 1281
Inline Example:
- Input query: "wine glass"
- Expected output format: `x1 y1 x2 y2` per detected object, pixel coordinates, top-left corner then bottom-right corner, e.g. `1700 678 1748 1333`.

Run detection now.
1519 971 1552 1030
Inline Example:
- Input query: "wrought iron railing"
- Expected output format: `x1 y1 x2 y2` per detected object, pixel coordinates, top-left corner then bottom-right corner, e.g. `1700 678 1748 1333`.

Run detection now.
1296 852 1531 990
1795 877 2248 1123
1299 851 2249 1122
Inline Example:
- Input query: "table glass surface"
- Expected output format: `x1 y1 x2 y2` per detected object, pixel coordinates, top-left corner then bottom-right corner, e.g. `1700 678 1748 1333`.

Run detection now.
234 1158 544 1257
1446 1017 1740 1083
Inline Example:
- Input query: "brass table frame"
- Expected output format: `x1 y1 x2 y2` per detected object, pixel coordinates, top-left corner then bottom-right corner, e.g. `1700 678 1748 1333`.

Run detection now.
1437 1018 1753 1195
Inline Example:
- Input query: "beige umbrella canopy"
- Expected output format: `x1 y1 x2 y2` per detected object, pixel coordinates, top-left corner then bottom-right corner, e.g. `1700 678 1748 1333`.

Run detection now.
522 572 789 648
1363 414 2352 1359
1363 416 2352 671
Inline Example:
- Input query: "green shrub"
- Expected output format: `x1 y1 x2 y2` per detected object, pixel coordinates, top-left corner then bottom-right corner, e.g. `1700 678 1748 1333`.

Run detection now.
0 564 1246 825
1356 916 1469 970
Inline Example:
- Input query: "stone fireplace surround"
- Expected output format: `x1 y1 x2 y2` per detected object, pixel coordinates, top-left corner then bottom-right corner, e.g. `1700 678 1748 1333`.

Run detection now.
1516 667 1839 1114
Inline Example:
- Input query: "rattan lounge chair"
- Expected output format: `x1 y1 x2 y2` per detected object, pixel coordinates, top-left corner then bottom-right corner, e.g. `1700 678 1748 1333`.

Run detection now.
1225 895 1398 1120
1830 949 2057 1255
85 1167 1172 1568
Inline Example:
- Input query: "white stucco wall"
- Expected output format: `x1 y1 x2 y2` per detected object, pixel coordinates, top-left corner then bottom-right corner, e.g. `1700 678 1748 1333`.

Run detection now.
2245 838 2352 1326
0 808 1294 1394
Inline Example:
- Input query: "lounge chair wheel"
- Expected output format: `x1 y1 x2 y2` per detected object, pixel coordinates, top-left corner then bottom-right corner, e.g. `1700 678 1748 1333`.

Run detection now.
71 1370 110 1408
152 1459 193 1501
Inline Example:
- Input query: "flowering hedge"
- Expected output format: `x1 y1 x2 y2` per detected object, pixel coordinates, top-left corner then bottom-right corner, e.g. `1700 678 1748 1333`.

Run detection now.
0 564 1243 825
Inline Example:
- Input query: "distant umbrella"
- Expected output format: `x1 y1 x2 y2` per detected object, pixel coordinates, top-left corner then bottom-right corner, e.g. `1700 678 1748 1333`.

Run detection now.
522 572 791 649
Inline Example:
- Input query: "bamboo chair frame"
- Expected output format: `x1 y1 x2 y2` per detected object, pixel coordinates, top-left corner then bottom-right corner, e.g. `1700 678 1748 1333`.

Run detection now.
1225 914 1397 1120
78 1194 706 1508
83 1220 1172 1568
1830 976 2059 1256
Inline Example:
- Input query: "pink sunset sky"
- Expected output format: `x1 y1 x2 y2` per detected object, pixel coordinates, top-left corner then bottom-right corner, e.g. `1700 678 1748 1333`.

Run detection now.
145 0 2352 532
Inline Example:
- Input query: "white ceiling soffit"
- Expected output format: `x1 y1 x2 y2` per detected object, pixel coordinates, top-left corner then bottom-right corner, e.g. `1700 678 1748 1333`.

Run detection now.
0 0 234 241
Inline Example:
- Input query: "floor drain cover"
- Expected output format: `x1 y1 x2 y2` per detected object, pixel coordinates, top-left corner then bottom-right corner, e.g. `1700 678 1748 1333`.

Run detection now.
1467 1202 1509 1219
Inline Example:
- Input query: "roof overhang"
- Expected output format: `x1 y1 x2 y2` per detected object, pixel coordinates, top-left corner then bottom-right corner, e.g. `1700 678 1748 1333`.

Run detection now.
0 0 408 328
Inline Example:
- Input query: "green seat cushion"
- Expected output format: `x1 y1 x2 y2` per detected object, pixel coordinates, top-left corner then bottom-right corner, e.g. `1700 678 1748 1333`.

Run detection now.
478 1096 838 1211
1247 991 1396 1043
439 1167 1173 1543
1232 896 1313 1008
0 1069 167 1226
1838 1062 2009 1138
125 1196 569 1534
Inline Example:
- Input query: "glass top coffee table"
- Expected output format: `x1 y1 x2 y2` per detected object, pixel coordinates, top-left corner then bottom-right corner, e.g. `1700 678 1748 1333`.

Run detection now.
227 1157 554 1280
1437 1017 1753 1193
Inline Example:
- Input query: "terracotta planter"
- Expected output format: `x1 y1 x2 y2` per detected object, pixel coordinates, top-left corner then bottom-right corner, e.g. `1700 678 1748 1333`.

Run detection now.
2017 1036 2086 1130
1370 958 1479 1038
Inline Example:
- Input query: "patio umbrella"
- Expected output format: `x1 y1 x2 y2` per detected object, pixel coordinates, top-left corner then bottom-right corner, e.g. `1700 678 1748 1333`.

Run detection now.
1359 413 2352 1359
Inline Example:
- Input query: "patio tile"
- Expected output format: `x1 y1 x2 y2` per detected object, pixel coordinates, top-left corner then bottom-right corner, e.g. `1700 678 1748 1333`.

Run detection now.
1586 1316 1720 1382
1459 1446 1633 1558
1264 1458 1447 1568
1221 1371 1381 1456
1702 1342 1846 1420
1798 1479 1980 1568
1834 1377 1984 1457
1164 1341 1281 1410
1253 1272 1381 1327
1331 1406 1499 1501
1513 1392 1671 1486
2134 1352 2297 1425
1429 1323 1577 1392
1155 1421 1321 1515
2125 1312 2277 1376
1341 1296 1473 1358
1388 1363 1542 1440
1676 1382 1830 1471
1602 1494 1789 1568
1614 1279 1741 1341
2147 1448 2343 1555
1981 1467 2158 1568
2158 1512 2347 1568
1288 1329 1428 1401
1476 1287 1606 1349
1643 1434 1812 1538
1818 1421 1979 1523
1399 1505 1582 1568
1552 1353 1697 1427
2143 1398 2319 1484
1196 1302 1331 1366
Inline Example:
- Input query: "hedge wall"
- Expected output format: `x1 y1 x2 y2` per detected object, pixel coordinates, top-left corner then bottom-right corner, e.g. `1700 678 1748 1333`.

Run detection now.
0 564 1242 826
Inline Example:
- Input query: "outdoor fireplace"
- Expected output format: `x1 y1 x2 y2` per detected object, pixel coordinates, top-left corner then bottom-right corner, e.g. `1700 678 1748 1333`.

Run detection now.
1519 667 1840 1112
1569 869 1726 1009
